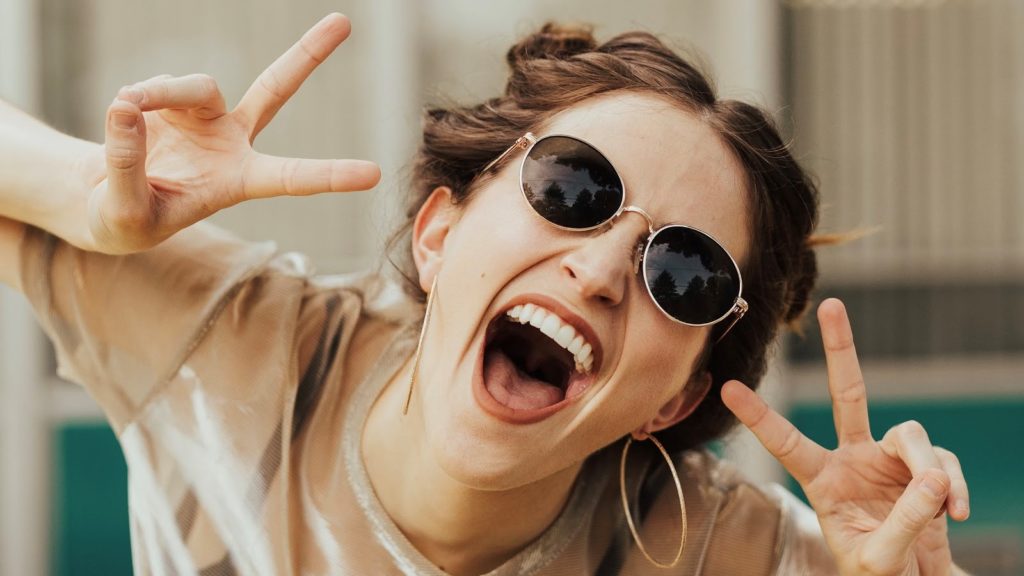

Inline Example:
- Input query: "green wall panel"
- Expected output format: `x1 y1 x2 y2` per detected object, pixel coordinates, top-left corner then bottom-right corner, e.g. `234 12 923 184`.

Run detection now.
789 399 1024 573
51 401 1023 574
53 423 132 576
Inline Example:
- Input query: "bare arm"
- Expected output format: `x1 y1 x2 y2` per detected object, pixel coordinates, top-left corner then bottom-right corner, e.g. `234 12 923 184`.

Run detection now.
0 100 97 245
0 216 25 292
0 99 100 293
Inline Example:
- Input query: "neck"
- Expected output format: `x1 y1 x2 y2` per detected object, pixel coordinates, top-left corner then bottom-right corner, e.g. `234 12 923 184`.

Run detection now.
361 359 581 576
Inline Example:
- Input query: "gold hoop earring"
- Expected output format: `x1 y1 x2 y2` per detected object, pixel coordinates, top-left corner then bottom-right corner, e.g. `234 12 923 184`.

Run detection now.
619 434 687 568
403 275 438 415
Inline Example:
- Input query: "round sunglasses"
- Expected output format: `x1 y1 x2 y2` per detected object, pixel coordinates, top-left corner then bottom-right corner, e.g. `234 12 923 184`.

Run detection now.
482 133 749 339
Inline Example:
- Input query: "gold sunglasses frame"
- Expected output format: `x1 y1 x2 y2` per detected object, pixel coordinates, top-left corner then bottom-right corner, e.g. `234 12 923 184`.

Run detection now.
482 132 749 341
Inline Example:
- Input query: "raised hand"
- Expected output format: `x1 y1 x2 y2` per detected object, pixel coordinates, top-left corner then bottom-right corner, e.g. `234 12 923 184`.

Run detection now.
722 299 970 576
83 13 379 254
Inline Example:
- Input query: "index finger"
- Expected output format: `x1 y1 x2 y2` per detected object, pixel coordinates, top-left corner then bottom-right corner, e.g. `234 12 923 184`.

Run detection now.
819 298 873 444
722 380 828 486
235 13 351 139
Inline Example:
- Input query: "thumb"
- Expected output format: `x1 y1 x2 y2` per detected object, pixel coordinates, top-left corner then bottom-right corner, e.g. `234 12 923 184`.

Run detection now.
103 92 149 208
862 469 949 569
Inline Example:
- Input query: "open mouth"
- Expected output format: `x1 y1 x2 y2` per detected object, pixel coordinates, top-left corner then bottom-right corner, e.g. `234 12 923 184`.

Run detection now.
476 300 600 423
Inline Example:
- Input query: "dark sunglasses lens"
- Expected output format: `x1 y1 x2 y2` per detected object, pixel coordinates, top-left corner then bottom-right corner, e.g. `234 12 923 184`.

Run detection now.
521 136 623 229
644 227 740 325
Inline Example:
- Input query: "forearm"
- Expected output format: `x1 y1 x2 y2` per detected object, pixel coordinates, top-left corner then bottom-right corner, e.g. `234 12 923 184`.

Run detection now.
0 99 100 246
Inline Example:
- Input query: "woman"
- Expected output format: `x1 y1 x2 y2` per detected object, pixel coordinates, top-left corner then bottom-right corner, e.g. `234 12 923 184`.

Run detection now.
0 13 971 576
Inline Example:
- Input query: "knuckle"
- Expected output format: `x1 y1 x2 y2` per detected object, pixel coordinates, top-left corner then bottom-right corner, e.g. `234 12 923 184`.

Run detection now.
299 36 326 64
855 554 891 576
836 381 867 404
897 419 926 440
280 158 300 194
936 447 960 466
776 427 802 460
258 68 286 98
928 468 951 488
151 79 170 102
327 162 341 191
892 501 924 535
746 401 771 430
105 145 143 170
105 205 153 235
194 73 219 95
824 335 854 353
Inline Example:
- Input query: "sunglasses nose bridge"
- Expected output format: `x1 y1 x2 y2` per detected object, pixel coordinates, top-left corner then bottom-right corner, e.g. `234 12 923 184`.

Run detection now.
619 205 656 235
615 206 655 276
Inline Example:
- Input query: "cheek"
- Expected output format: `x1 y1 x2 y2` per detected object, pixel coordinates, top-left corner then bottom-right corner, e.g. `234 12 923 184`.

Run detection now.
609 321 706 415
447 192 556 286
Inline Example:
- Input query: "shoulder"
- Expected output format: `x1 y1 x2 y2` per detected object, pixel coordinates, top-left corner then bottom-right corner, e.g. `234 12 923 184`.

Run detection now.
304 268 421 324
293 268 419 369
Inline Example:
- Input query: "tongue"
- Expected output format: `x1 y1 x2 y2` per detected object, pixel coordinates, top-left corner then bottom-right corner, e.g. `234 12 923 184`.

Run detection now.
484 348 565 410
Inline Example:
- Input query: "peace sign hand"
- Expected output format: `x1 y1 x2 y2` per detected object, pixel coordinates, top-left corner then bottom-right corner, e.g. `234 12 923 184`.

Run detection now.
82 13 379 254
722 299 971 576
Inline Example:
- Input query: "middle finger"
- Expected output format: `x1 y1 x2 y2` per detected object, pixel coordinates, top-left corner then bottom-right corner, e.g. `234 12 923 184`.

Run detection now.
819 298 873 444
235 13 351 139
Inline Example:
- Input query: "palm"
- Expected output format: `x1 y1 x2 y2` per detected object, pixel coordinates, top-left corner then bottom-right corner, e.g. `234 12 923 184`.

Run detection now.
83 13 379 254
140 106 252 201
722 299 968 576
808 443 952 575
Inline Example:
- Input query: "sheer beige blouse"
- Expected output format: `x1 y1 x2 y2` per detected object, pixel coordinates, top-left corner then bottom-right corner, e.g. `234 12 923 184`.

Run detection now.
19 223 836 575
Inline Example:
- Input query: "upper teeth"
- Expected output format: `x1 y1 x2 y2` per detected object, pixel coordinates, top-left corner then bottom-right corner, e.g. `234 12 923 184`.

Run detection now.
505 303 595 374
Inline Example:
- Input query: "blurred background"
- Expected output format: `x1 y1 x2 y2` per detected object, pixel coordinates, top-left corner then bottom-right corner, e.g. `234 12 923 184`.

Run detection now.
0 0 1021 574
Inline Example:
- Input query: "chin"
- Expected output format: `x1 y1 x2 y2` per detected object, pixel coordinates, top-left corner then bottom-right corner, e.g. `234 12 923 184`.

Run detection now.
415 311 592 490
423 397 541 491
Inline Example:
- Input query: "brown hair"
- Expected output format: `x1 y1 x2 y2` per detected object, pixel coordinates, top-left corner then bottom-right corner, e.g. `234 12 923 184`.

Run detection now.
387 23 821 453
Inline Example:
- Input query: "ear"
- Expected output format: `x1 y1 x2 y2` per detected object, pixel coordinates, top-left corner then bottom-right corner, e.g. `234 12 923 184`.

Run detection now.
412 186 458 292
632 371 712 440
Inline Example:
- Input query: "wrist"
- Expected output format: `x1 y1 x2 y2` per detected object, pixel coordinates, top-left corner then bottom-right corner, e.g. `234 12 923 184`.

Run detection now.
0 105 101 246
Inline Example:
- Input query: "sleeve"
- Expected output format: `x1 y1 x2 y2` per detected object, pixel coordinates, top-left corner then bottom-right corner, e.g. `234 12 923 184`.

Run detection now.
18 222 280 430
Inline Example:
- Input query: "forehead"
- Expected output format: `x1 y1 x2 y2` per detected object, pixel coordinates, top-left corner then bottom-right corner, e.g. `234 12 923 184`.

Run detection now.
537 92 750 263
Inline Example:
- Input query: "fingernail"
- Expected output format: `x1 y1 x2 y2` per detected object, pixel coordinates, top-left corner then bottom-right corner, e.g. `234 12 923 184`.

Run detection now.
113 113 138 130
956 501 970 518
921 476 944 498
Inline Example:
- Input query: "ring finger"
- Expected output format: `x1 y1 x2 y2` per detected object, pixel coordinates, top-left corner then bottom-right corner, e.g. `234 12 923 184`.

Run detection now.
880 420 942 475
936 447 970 521
880 420 957 516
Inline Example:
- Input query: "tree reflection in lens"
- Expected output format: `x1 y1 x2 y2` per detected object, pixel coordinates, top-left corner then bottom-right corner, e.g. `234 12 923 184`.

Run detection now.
644 227 738 324
522 136 622 229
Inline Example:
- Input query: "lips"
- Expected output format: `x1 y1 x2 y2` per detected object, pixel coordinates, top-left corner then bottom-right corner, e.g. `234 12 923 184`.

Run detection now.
473 294 603 424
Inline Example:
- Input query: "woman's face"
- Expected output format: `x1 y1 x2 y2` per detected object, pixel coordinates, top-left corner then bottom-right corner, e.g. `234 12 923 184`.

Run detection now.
412 92 750 490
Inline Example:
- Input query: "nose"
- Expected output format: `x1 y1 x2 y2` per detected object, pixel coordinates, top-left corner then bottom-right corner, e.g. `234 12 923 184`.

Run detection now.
559 211 651 306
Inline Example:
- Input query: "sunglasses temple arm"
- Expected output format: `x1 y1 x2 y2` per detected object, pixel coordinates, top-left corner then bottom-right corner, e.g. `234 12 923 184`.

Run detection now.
713 297 749 345
481 134 535 174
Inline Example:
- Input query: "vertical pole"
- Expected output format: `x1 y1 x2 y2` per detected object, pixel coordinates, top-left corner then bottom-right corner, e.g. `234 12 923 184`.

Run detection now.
0 0 49 574
366 0 421 260
714 0 788 486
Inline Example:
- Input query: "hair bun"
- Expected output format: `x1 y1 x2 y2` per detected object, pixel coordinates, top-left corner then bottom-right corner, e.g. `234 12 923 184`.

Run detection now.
506 22 597 67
